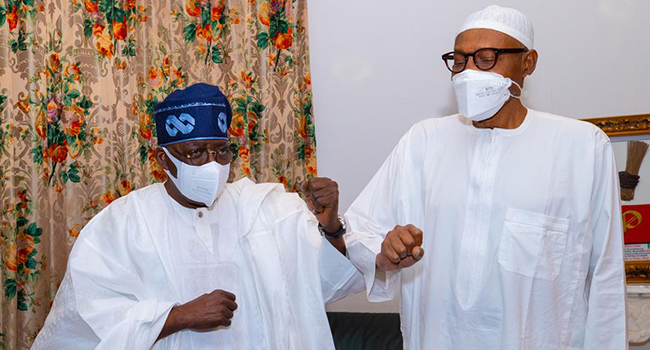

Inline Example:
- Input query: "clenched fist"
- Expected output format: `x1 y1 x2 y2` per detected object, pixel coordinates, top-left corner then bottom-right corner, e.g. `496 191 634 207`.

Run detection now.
159 289 238 340
376 224 425 272
183 289 238 330
300 177 341 233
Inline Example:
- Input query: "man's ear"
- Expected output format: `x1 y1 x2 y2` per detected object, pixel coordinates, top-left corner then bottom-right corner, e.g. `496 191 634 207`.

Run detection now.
522 49 538 78
154 147 176 177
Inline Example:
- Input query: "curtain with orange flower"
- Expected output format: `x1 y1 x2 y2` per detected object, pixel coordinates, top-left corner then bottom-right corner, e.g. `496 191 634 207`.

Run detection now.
0 0 316 348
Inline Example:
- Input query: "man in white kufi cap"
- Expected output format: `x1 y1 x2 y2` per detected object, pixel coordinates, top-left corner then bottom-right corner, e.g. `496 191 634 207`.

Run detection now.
344 5 627 350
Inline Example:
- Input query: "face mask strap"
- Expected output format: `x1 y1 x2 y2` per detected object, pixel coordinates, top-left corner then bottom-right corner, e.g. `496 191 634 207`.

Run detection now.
509 80 523 99
162 147 185 180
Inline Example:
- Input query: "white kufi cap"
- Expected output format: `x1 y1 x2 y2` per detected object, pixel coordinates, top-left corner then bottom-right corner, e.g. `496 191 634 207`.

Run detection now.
459 5 534 49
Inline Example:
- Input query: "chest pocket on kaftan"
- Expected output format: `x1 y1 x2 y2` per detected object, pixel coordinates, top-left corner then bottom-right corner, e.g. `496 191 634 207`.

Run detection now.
498 208 570 281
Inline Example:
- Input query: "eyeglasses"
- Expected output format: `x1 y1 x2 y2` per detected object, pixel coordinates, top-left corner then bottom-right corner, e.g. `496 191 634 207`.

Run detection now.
182 145 233 165
441 48 529 73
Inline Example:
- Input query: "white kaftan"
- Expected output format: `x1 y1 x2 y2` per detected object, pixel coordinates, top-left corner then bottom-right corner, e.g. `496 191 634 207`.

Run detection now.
33 178 363 349
345 110 627 350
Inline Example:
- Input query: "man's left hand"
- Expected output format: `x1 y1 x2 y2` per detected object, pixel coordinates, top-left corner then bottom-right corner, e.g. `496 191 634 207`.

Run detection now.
300 177 341 233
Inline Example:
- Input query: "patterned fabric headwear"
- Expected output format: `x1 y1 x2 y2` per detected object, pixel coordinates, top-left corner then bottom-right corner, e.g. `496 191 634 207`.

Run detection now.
155 83 232 146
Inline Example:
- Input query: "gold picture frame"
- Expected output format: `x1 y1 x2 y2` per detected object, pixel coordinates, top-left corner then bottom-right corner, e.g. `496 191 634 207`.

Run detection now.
583 113 650 283
583 113 650 137
625 261 650 283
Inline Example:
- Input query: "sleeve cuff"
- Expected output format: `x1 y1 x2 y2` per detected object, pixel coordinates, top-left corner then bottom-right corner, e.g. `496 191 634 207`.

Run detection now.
346 237 400 302
138 300 179 348
320 236 365 303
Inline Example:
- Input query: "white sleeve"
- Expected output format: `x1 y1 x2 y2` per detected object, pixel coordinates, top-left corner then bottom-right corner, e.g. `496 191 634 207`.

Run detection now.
70 239 177 350
263 190 366 305
318 235 366 304
31 271 101 350
33 208 177 350
297 199 365 304
583 138 628 349
344 125 426 302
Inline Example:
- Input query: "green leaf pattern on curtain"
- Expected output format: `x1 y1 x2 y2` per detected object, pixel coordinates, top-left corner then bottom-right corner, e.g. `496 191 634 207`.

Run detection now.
0 0 316 348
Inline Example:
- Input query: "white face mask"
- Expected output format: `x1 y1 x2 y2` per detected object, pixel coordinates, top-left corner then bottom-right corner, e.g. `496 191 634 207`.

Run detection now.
162 147 230 207
452 69 521 122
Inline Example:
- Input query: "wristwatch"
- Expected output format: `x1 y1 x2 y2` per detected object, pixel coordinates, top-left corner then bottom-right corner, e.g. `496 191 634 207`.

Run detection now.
318 215 347 239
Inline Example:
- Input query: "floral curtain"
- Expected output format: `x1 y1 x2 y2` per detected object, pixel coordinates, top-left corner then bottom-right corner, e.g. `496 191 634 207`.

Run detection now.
0 0 316 348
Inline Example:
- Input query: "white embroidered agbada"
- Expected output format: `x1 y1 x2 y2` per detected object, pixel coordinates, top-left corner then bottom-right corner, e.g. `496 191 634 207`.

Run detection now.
33 178 363 350
345 110 627 350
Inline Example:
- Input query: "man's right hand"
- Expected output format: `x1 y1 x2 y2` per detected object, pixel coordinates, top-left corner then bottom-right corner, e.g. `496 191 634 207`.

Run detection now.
181 289 238 330
376 224 425 272
158 289 238 340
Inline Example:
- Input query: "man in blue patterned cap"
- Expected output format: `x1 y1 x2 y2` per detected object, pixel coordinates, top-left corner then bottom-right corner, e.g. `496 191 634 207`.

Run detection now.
33 83 363 350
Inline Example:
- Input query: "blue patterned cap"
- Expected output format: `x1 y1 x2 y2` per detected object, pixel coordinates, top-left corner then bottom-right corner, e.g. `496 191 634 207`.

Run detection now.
154 83 232 146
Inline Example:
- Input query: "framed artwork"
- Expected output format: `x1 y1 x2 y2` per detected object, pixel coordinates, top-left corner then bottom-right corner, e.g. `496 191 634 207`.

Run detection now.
584 113 650 283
